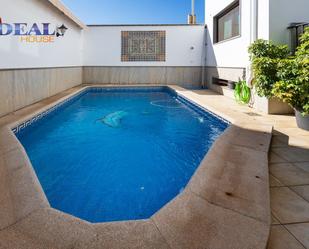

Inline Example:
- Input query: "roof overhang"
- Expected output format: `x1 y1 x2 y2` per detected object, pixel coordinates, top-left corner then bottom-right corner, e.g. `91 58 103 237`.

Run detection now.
47 0 86 29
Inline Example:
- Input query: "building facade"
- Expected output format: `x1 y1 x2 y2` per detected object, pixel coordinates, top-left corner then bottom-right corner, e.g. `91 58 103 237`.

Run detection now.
204 0 309 112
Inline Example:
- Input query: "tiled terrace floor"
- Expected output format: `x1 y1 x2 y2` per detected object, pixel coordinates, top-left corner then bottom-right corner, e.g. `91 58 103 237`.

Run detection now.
268 136 309 248
183 88 309 249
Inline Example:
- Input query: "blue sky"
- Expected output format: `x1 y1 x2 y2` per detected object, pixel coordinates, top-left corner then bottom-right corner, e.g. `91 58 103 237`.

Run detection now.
62 0 205 25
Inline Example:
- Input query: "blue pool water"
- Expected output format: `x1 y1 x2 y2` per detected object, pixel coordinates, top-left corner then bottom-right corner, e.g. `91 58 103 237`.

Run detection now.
16 87 228 222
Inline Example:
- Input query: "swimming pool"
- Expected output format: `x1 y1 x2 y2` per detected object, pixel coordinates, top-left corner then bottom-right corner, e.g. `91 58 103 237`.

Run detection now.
16 87 228 223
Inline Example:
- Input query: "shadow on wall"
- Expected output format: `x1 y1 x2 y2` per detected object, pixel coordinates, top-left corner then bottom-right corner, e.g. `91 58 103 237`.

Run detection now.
202 27 218 88
202 28 246 92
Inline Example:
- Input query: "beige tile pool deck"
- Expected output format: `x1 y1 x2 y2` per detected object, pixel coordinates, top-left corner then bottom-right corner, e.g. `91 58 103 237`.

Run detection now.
0 84 308 248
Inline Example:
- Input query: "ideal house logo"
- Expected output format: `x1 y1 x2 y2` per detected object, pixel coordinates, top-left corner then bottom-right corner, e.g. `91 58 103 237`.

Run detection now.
0 17 68 43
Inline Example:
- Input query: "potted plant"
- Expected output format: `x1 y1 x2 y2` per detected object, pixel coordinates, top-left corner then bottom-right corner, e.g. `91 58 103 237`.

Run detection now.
248 39 293 114
272 28 309 130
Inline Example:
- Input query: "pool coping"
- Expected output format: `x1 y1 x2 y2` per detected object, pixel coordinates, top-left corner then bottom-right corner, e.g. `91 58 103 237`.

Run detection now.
0 85 272 249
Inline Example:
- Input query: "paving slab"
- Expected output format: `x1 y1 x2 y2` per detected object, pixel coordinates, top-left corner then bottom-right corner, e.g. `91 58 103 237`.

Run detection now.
0 146 49 230
0 227 56 249
286 136 309 149
152 190 269 249
267 225 305 249
269 151 287 163
6 208 96 249
270 187 309 224
291 185 309 202
189 134 270 223
285 223 309 248
0 127 19 154
270 163 309 186
3 147 31 172
79 220 170 249
269 174 283 187
272 147 309 163
271 135 289 148
217 123 273 152
0 155 15 230
295 162 309 173
271 214 280 225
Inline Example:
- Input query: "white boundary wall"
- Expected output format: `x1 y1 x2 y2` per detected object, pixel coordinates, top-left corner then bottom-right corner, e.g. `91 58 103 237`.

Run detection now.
83 25 205 67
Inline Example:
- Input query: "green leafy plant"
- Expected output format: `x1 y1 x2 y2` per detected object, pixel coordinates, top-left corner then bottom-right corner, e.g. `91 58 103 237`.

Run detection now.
248 39 290 97
234 80 251 104
272 27 309 115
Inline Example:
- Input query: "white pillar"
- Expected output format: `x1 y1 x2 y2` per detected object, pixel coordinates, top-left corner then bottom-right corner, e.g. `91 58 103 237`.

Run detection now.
247 0 258 85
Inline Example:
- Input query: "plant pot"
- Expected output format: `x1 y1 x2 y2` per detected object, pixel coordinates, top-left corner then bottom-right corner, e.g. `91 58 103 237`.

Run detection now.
227 81 235 90
295 110 309 131
253 95 294 114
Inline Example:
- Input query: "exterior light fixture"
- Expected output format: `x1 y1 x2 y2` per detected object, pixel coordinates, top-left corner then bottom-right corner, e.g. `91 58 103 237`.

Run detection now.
56 24 68 37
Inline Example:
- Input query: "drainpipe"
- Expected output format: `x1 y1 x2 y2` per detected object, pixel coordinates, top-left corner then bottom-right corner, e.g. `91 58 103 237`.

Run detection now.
250 0 258 42
246 0 258 86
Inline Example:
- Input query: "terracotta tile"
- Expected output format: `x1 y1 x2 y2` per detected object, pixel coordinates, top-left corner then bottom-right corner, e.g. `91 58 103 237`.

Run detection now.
270 163 309 186
9 208 96 249
285 223 309 248
269 174 283 187
79 220 170 249
291 185 309 202
267 225 305 249
152 190 269 249
270 187 309 224
272 147 309 163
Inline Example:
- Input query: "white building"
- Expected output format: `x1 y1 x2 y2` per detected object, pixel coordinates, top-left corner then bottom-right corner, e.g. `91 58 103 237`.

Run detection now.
204 0 309 113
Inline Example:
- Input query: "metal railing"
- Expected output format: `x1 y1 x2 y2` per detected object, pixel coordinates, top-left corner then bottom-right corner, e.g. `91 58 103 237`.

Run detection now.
287 22 309 54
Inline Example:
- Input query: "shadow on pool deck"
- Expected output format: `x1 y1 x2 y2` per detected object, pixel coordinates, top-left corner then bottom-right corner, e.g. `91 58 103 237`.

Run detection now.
267 130 309 249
